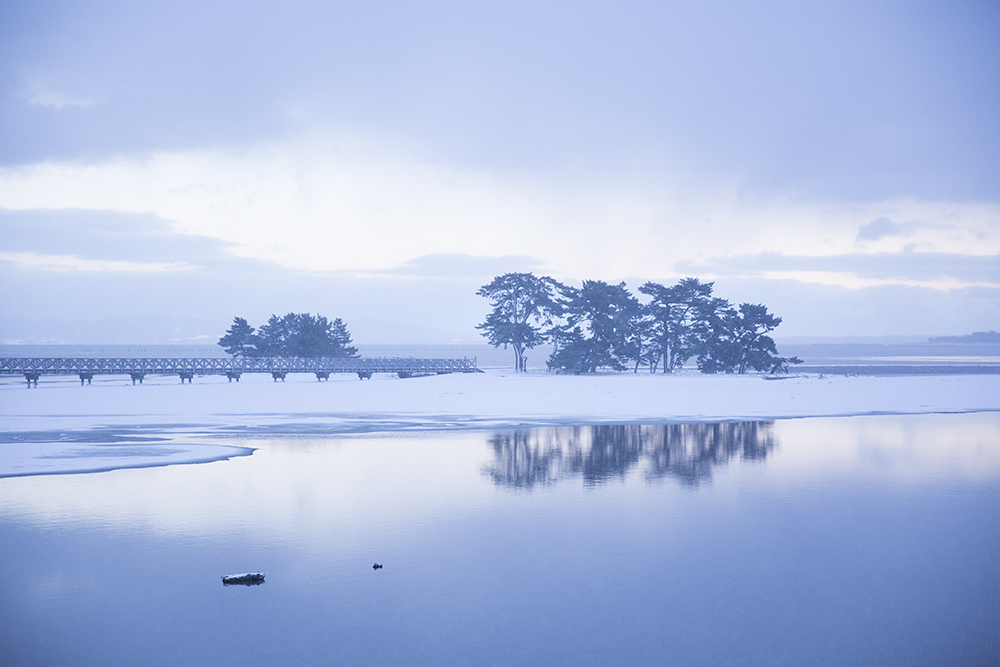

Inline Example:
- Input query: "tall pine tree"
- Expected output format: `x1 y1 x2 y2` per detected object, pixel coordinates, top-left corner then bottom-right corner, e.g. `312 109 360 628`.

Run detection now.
217 317 257 357
477 273 563 372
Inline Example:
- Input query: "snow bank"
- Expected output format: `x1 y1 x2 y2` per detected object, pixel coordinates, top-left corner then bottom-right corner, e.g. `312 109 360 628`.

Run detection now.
0 440 253 478
3 369 998 430
1 370 997 477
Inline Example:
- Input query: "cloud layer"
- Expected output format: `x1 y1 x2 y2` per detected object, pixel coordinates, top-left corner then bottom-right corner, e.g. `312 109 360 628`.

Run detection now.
676 251 1000 289
0 134 996 280
1 0 997 343
3 0 999 199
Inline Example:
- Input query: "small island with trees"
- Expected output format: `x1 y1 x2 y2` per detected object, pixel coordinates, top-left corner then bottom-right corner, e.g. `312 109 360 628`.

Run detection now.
477 273 801 374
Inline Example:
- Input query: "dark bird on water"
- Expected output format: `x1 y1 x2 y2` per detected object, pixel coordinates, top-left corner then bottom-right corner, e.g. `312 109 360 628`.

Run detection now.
372 563 383 570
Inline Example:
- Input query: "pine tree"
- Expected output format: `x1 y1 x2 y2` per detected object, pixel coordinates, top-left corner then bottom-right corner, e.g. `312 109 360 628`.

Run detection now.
247 313 358 358
547 281 641 373
696 302 790 374
638 278 715 373
256 314 293 357
329 318 358 358
218 317 257 357
477 273 563 372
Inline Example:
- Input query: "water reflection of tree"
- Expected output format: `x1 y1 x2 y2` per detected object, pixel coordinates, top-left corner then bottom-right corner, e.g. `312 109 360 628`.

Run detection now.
484 422 775 489
482 430 568 489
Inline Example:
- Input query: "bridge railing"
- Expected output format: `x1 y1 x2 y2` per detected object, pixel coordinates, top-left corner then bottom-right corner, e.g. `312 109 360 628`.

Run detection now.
0 357 480 377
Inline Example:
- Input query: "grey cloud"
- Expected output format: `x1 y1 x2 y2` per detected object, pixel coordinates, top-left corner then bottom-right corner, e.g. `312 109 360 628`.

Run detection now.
854 217 953 242
0 208 281 272
1 0 998 201
0 210 544 282
675 252 1000 284
855 217 905 241
0 208 230 263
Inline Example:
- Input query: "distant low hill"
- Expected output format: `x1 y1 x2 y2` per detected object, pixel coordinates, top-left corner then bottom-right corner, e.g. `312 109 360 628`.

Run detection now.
928 331 1000 344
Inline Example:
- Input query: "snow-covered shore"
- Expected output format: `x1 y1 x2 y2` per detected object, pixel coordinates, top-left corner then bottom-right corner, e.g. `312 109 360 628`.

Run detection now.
0 440 254 478
3 369 999 431
1 370 998 477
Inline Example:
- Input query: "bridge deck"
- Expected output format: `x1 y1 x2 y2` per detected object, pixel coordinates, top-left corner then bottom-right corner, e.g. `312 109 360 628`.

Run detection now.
1 357 480 384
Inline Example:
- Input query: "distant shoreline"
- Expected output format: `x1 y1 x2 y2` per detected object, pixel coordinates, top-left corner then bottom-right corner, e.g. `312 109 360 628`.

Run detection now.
793 365 1000 375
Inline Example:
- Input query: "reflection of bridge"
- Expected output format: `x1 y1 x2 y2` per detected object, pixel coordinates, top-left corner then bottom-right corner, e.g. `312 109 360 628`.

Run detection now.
1 357 481 387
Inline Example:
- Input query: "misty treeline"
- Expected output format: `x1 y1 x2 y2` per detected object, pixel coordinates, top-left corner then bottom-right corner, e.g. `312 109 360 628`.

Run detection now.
218 313 357 358
477 273 801 374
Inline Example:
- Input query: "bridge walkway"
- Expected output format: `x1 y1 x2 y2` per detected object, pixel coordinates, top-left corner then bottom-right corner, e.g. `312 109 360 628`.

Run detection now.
0 357 481 387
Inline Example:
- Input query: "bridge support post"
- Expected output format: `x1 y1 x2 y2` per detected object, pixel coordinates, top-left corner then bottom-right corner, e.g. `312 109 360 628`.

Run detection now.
226 372 241 382
271 371 286 382
179 371 194 383
25 372 40 388
131 372 145 385
79 372 94 386
315 371 330 381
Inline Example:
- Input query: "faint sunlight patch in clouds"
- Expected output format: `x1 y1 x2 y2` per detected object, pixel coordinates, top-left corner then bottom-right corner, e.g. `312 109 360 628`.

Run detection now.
675 250 1000 292
760 271 999 291
0 131 554 273
369 253 545 279
0 127 997 283
0 251 189 272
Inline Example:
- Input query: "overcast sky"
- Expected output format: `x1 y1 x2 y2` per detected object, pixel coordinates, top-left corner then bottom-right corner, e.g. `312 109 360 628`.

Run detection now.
1 0 998 344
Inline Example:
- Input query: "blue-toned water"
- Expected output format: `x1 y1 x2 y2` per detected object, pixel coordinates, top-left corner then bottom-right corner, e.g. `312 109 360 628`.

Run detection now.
2 413 999 666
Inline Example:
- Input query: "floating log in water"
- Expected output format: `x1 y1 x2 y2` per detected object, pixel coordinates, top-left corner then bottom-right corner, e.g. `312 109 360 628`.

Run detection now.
222 572 265 586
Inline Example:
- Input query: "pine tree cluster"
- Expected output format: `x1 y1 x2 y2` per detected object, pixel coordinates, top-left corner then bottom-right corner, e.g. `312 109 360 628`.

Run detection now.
478 273 801 374
218 313 358 359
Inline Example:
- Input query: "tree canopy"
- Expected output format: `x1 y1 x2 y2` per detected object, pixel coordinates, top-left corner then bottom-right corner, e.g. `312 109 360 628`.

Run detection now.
638 277 715 373
548 280 642 373
218 313 357 358
476 274 800 374
476 272 563 372
218 317 257 357
695 302 788 374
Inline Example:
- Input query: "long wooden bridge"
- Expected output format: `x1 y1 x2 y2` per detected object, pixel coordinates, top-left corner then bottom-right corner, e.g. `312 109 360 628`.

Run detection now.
0 357 481 386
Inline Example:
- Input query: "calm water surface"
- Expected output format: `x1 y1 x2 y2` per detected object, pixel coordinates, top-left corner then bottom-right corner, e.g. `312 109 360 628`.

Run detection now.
2 413 999 666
